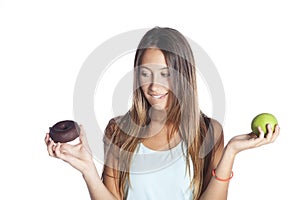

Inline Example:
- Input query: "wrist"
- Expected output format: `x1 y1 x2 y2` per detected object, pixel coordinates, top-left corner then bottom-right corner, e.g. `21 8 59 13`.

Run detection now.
82 160 98 178
224 144 237 159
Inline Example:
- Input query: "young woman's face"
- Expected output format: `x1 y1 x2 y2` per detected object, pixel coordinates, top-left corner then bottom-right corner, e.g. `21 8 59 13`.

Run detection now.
139 48 171 110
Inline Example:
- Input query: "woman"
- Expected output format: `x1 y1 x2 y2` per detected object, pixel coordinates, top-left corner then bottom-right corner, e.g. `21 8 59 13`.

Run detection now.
45 27 280 200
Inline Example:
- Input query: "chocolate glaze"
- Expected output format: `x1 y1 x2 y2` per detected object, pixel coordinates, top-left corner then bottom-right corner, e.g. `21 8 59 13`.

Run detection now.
49 120 80 143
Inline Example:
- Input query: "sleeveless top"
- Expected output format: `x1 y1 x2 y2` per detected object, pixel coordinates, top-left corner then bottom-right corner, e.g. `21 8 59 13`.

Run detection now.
126 141 194 200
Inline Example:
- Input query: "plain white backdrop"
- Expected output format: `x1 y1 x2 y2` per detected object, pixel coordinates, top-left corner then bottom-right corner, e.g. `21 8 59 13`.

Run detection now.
1 0 299 199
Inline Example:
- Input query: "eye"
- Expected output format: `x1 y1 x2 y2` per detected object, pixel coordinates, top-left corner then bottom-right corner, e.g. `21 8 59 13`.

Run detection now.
161 69 170 77
161 72 170 77
140 70 151 78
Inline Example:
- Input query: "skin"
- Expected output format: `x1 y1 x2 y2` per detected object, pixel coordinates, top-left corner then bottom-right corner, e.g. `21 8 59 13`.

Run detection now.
45 49 280 200
139 48 170 110
138 48 179 149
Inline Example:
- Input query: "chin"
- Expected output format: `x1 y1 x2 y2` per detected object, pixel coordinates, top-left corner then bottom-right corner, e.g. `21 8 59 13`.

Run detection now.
151 104 166 110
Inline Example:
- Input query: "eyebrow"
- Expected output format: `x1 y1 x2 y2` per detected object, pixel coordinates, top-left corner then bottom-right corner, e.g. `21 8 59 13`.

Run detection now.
139 65 169 70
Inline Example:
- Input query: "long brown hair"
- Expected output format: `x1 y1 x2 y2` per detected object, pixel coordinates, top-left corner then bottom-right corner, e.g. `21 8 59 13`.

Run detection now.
103 27 217 200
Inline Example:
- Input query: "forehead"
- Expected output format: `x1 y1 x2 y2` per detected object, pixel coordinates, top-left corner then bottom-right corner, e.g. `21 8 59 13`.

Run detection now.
141 48 167 67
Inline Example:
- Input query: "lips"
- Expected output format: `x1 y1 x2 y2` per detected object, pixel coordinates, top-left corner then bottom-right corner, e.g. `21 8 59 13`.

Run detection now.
149 92 168 99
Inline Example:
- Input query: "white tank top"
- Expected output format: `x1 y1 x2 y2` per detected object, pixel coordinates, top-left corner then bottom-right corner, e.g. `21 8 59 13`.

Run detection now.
126 141 194 200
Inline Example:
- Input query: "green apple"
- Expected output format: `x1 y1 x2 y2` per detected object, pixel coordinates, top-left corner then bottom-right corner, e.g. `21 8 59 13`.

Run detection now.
251 113 278 136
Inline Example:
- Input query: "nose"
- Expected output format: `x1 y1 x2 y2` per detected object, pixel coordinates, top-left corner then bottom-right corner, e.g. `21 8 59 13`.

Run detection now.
149 83 160 92
149 74 167 91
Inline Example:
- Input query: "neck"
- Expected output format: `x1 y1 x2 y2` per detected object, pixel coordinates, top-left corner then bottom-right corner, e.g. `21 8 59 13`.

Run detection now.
142 122 181 150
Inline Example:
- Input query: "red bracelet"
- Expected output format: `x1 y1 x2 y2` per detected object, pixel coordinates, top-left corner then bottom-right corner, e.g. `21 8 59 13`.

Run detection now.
212 169 234 182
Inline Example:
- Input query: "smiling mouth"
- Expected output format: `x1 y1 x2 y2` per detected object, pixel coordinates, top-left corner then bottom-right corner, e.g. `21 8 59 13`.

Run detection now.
150 93 168 99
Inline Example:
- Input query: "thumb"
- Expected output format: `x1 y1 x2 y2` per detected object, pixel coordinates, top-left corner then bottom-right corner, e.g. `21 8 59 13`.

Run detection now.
78 124 92 154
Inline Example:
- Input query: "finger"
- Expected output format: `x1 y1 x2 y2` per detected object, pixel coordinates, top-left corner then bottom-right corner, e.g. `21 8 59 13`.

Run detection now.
47 139 56 157
79 125 87 143
253 126 266 146
59 143 78 156
78 125 92 154
44 133 49 145
60 143 86 160
45 133 54 146
53 143 65 160
45 133 57 154
54 142 62 158
270 125 280 143
265 124 274 141
54 143 77 164
258 126 265 139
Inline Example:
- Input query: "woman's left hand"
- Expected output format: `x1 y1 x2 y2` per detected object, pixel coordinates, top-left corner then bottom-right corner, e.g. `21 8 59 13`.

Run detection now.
227 124 280 156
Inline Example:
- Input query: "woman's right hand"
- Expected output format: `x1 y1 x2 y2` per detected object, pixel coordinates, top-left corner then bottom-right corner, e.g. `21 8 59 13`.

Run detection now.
45 125 95 175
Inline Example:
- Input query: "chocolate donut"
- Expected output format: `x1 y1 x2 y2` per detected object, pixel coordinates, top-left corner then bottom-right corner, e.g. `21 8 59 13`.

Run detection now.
49 120 80 143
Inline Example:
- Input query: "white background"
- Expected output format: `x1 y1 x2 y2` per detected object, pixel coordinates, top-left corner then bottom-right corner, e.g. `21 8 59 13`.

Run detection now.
1 0 299 199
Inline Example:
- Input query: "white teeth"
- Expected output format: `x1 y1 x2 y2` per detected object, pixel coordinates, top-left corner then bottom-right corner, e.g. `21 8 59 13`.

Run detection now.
153 95 162 99
151 94 166 99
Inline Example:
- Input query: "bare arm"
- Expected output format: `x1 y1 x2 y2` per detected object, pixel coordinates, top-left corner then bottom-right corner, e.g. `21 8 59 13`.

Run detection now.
200 122 280 200
45 125 119 200
82 164 119 200
200 144 234 200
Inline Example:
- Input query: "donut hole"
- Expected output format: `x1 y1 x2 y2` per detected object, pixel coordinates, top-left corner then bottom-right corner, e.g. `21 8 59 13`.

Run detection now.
60 124 67 130
59 123 71 130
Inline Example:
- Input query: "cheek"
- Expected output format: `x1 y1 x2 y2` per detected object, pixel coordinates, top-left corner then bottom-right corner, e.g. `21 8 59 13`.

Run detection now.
140 84 149 94
165 80 171 90
158 77 171 90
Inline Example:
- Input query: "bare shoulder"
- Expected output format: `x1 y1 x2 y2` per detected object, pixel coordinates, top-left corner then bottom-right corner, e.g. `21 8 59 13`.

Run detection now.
209 118 223 134
103 113 132 166
203 115 224 145
104 116 123 135
103 115 128 143
202 113 223 133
